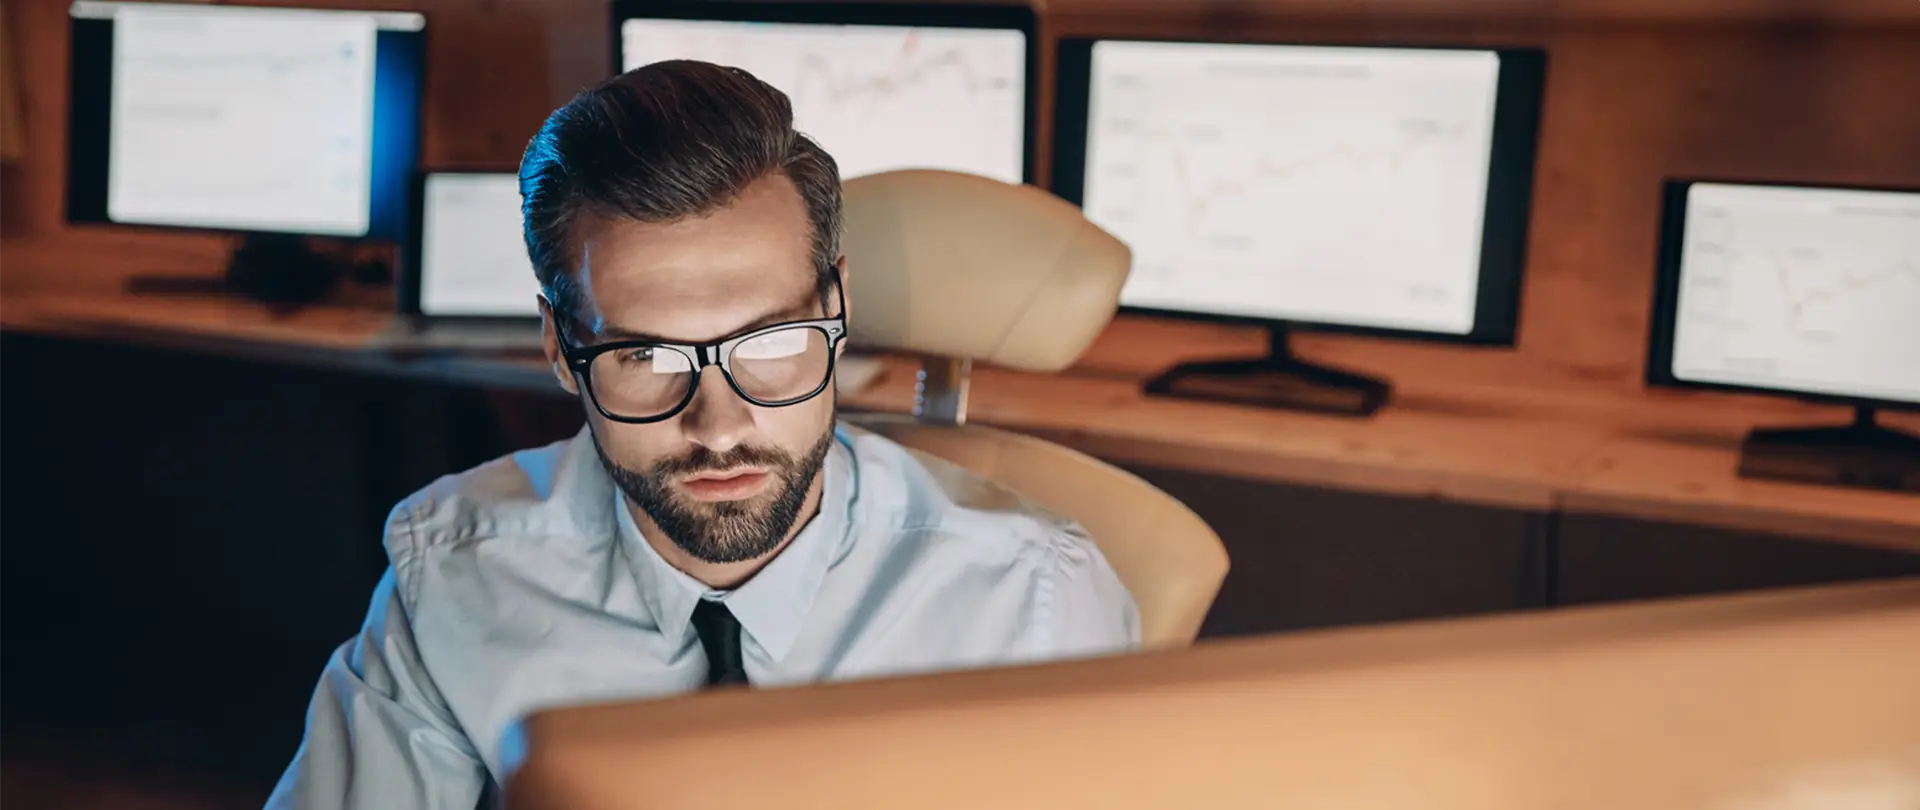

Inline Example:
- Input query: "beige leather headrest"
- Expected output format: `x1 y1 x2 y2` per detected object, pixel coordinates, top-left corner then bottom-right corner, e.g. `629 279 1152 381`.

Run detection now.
841 169 1131 372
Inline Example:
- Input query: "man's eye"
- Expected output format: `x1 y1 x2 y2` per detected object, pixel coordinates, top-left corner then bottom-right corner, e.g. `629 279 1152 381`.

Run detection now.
648 350 695 374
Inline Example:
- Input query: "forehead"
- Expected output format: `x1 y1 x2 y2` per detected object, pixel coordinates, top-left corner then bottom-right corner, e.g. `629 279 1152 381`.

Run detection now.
573 173 815 342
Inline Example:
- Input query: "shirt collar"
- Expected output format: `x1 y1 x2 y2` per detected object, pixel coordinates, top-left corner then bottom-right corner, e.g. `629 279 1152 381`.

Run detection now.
615 431 853 663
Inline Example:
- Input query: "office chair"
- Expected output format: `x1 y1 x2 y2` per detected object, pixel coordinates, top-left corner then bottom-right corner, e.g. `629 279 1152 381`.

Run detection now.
838 169 1229 649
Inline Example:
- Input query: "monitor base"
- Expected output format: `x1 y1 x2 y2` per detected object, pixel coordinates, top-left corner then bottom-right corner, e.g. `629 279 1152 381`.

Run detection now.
126 234 346 307
1142 325 1391 417
1738 407 1920 494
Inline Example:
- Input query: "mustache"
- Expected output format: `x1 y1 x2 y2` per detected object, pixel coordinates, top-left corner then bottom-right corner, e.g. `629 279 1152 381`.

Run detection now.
651 444 794 478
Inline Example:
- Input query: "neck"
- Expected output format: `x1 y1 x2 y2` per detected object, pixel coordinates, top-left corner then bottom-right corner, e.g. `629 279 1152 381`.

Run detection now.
635 471 826 591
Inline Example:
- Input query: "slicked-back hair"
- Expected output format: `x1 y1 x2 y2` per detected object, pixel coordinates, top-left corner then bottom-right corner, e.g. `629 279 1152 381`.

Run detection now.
519 60 842 330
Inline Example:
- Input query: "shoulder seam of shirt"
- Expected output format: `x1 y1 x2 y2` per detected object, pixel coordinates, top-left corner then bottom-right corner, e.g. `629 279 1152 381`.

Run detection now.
389 504 608 604
389 482 589 547
1032 539 1061 655
389 500 425 606
1030 518 1096 654
888 511 1086 552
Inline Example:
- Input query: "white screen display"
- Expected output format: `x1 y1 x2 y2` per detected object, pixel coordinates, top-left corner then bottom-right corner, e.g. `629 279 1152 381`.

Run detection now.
106 4 380 235
1082 41 1504 334
1669 184 1920 404
621 19 1026 184
418 174 541 317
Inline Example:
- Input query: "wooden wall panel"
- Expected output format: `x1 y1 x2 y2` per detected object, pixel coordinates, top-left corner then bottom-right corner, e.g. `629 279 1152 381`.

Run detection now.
3 0 1918 397
1 2 25 163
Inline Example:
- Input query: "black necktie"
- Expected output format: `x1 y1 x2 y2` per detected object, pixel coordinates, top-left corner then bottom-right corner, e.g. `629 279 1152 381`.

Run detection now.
689 599 749 687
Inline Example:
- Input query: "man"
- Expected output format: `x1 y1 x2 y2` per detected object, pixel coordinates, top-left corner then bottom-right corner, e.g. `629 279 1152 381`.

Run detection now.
266 61 1138 809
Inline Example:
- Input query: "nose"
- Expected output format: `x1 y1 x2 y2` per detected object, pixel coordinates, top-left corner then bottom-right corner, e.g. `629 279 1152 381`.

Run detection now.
677 365 755 455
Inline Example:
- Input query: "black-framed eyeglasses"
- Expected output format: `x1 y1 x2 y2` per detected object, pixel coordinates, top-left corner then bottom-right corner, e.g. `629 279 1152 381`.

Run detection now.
555 270 848 424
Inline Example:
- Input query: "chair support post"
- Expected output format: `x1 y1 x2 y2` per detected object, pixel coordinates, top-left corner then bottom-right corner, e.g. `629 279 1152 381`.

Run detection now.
913 356 971 426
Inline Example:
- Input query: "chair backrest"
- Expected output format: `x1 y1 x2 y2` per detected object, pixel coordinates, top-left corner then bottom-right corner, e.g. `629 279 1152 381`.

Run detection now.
839 168 1130 371
839 169 1228 648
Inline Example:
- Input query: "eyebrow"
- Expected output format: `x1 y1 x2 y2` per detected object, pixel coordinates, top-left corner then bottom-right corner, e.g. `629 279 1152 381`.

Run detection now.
589 295 823 345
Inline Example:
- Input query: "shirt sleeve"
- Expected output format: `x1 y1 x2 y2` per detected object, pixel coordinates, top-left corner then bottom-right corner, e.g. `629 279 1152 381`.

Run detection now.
1038 528 1143 660
264 564 489 810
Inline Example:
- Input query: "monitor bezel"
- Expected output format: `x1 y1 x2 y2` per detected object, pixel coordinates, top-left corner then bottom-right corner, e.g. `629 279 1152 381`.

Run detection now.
399 169 545 322
609 0 1042 186
1051 36 1547 347
1646 177 1920 412
63 1 426 242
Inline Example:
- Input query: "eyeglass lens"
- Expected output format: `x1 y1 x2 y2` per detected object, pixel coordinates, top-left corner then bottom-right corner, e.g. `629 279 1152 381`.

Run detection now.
587 325 833 419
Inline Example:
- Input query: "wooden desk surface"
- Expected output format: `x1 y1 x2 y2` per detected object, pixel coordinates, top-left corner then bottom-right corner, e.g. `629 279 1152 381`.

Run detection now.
844 351 1598 511
0 288 559 392
4 289 1915 549
1566 438 1920 549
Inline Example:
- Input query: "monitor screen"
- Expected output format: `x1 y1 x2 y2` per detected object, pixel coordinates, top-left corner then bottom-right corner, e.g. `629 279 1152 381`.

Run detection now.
1054 40 1544 341
615 2 1033 184
412 173 542 318
1653 181 1920 407
66 1 424 239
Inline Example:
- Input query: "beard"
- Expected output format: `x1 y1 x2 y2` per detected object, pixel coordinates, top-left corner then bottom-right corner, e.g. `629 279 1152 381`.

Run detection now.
596 427 835 565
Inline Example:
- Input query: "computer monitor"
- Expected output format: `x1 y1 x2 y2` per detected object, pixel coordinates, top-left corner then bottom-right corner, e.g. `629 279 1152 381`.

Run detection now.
66 0 425 302
1053 39 1546 416
612 0 1036 185
1648 180 1920 492
400 172 542 320
500 579 1920 810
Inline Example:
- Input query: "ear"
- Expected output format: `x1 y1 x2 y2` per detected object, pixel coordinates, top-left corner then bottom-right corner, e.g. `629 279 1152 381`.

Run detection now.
832 254 850 359
538 296 581 396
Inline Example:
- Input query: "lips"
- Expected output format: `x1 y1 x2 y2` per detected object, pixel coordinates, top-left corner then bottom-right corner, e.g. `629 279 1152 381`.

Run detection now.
679 468 771 502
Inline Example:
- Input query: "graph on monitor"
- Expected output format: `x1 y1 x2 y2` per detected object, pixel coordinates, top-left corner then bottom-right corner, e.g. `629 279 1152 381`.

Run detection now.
1669 183 1920 404
419 174 541 318
1081 41 1504 335
621 19 1026 183
106 5 379 235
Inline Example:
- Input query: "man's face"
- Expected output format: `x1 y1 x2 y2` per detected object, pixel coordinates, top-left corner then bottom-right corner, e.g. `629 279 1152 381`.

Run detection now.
541 173 840 564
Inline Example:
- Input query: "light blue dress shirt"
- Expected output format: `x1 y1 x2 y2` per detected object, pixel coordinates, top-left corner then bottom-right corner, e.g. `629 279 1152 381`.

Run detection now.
266 422 1139 809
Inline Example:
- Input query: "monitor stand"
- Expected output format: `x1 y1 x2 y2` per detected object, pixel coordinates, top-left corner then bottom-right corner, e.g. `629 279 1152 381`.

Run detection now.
126 233 346 306
1142 324 1391 417
1738 407 1920 493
